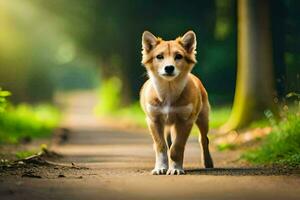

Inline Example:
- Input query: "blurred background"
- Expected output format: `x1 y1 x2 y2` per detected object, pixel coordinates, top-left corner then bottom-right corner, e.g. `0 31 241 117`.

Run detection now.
1 0 299 104
0 0 299 164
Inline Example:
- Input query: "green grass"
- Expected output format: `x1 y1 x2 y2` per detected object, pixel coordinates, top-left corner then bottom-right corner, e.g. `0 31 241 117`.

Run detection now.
210 106 231 128
242 113 300 166
15 150 39 159
0 104 60 144
216 143 236 151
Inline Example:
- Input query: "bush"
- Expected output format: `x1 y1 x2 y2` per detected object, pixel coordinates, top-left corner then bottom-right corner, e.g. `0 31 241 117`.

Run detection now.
0 103 60 144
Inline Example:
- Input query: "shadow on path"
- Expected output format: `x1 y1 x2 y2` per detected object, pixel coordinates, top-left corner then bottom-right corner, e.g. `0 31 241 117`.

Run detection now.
187 167 300 176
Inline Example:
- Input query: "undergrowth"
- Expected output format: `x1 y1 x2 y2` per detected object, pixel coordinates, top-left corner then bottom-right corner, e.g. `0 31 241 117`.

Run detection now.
0 100 60 144
242 99 300 167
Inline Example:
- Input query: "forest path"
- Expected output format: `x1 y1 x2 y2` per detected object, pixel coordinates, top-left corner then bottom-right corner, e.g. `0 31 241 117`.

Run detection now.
1 91 299 200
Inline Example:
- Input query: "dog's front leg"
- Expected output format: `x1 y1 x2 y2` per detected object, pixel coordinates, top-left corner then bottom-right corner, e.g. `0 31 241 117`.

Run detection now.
147 117 168 175
168 122 193 175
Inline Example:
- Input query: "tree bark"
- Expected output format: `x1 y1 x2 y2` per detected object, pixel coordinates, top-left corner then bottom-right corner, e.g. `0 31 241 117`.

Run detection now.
222 0 276 131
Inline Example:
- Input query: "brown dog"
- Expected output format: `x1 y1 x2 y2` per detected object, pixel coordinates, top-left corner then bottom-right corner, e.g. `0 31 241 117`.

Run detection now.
140 30 213 175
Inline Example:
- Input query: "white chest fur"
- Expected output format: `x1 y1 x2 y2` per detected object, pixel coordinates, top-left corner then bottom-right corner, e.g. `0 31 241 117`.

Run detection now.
146 103 193 121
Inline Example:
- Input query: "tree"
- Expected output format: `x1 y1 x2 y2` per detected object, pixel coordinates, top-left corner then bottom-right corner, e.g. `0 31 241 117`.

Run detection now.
36 0 218 105
222 0 276 131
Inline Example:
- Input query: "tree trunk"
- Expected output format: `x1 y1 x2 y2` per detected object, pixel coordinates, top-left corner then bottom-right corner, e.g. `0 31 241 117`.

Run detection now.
222 0 276 131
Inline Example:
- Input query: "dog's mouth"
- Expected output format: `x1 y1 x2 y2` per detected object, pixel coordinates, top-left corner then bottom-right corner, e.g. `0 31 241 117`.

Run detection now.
160 73 178 81
162 73 175 77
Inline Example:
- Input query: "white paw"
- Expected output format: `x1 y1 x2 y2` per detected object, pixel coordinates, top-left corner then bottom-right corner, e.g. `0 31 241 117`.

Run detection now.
166 168 185 175
151 168 167 175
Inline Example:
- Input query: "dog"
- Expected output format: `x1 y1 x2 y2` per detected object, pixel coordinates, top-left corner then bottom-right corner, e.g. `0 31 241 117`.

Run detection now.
140 30 214 175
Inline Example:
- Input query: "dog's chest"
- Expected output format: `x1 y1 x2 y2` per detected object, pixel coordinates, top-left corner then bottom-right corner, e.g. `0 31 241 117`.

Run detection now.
146 103 193 123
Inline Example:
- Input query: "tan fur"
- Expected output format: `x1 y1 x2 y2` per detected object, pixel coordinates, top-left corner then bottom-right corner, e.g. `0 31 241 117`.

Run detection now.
140 31 213 175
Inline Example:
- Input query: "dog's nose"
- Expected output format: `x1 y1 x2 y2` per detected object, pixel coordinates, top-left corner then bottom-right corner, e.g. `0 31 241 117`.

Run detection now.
164 65 175 74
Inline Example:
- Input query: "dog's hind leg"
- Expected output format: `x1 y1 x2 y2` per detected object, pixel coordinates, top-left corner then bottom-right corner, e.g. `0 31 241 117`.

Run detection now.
196 103 214 168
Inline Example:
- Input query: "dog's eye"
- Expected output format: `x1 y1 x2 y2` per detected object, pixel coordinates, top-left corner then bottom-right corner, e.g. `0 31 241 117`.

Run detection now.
156 54 164 60
175 54 183 60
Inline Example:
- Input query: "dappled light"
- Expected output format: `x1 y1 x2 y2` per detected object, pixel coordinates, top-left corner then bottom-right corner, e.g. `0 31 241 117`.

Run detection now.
0 0 299 199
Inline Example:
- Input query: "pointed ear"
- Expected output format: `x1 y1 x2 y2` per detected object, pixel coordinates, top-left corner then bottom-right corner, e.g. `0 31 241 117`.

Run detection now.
181 30 196 53
142 31 158 52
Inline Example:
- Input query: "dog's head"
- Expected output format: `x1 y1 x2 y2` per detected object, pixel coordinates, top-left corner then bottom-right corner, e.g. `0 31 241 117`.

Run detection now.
141 31 197 81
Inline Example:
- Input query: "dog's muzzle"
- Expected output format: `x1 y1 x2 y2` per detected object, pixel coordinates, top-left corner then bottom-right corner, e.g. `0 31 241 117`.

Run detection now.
163 65 175 76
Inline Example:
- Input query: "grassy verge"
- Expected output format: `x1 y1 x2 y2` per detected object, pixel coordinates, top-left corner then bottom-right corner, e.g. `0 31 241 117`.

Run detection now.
0 104 60 144
242 111 300 167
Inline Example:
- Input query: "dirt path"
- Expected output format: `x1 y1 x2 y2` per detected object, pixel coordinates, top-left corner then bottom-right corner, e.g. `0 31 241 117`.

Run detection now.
0 91 299 200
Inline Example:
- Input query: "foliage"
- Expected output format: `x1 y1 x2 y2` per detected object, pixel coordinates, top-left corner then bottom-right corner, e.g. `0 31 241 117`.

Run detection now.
242 105 300 166
95 77 122 115
210 106 232 128
0 103 60 144
0 0 299 108
0 88 11 113
116 103 147 128
217 143 236 151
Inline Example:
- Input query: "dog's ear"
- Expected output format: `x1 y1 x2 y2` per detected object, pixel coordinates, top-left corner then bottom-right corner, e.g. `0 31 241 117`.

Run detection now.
142 31 158 52
181 31 196 53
